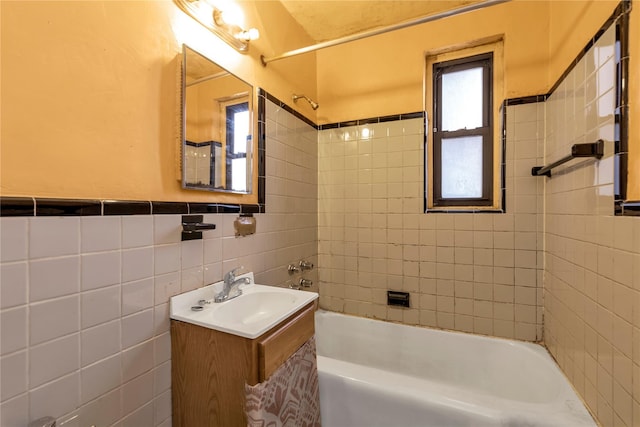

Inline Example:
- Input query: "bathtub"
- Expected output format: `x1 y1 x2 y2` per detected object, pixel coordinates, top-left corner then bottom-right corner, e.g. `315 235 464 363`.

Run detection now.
314 310 595 427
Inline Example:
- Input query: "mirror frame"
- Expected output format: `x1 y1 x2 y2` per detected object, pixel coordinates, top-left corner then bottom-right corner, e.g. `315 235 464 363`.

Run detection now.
181 44 256 195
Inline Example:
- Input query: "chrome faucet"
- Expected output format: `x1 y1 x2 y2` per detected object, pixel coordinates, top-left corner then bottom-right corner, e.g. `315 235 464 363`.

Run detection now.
214 267 251 302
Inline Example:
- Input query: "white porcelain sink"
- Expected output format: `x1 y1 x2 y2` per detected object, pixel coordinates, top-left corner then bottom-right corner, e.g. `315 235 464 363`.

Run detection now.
170 272 318 339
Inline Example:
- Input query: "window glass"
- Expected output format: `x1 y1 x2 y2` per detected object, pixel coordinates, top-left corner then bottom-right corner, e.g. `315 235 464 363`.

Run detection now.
231 157 246 192
441 136 483 198
233 110 249 154
441 67 483 131
225 102 249 192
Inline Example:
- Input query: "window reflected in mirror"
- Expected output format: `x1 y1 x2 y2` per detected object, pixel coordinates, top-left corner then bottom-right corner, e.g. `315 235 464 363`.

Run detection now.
182 45 254 194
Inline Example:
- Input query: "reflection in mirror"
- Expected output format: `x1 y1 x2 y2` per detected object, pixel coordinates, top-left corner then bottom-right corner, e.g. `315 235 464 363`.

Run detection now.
182 45 253 193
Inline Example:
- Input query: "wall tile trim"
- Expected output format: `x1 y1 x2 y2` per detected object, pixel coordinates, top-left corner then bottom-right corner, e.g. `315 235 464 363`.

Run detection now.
35 198 102 216
103 200 152 216
0 197 35 216
0 198 264 217
620 201 640 215
319 111 426 130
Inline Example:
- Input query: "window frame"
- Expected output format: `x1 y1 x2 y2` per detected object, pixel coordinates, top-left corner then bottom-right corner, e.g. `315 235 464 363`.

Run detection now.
224 101 249 191
432 52 494 207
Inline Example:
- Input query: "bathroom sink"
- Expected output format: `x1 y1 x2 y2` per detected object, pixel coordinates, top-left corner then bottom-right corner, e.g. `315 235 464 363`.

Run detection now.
170 272 318 339
210 291 299 325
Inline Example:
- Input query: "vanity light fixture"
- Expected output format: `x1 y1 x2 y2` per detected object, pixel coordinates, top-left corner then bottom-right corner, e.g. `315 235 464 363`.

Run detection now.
174 0 259 52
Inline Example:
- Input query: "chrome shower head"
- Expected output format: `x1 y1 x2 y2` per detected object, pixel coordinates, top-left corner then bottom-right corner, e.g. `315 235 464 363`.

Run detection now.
292 94 319 110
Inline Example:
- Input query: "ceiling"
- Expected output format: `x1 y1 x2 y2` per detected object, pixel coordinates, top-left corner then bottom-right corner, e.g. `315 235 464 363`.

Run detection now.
277 0 483 43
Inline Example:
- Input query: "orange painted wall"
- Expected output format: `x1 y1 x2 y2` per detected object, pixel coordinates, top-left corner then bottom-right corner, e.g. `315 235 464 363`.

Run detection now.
0 0 316 202
315 1 550 125
547 0 619 85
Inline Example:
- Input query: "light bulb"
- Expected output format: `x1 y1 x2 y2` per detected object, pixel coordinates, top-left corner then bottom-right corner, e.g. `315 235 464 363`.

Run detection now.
215 3 244 27
237 28 259 41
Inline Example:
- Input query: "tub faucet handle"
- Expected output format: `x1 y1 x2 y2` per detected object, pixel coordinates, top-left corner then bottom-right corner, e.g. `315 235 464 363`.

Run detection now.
299 260 314 270
289 281 301 290
287 264 301 274
299 278 313 287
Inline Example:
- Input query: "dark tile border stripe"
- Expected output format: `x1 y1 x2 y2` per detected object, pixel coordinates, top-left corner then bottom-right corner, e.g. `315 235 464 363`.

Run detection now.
504 94 549 106
35 198 102 216
0 197 266 217
320 111 426 130
500 104 508 213
614 4 630 211
620 201 640 216
151 202 188 215
257 89 267 208
217 204 241 213
188 203 220 214
103 200 151 215
0 197 35 216
240 204 261 214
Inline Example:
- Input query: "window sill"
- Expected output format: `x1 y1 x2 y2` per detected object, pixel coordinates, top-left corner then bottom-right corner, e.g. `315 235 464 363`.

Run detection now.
425 207 504 214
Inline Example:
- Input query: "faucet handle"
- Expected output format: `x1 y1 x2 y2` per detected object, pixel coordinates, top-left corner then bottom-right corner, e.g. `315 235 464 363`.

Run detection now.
299 260 314 270
287 264 301 274
224 266 244 283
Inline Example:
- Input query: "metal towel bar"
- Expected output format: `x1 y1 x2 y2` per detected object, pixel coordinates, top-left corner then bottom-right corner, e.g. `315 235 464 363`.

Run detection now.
531 140 604 177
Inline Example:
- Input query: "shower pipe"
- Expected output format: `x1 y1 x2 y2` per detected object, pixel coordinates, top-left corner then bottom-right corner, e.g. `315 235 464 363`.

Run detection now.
260 0 511 66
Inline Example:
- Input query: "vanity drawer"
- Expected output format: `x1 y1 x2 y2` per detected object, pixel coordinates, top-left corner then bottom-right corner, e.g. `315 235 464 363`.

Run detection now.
258 302 315 382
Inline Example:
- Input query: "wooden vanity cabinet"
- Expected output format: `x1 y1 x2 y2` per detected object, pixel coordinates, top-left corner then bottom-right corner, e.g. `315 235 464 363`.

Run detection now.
171 302 315 427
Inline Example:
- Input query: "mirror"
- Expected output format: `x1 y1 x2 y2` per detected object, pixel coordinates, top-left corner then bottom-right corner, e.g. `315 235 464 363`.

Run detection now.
182 45 253 193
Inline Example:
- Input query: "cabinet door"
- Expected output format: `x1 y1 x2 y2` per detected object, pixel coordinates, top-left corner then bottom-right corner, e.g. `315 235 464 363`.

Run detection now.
171 320 258 427
258 303 315 381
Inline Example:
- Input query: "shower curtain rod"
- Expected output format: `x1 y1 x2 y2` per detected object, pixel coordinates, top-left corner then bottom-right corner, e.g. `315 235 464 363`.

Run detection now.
260 0 511 66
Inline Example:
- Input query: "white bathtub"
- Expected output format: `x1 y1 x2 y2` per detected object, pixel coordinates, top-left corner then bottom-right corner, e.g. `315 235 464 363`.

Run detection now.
314 310 595 427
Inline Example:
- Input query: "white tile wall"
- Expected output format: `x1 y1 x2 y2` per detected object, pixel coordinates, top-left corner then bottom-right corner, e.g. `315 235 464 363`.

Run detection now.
0 99 318 427
542 24 640 427
29 217 79 259
317 110 544 340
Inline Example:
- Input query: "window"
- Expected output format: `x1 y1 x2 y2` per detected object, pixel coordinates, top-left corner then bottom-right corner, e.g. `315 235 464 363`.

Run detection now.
225 102 249 192
432 53 493 207
425 39 503 212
